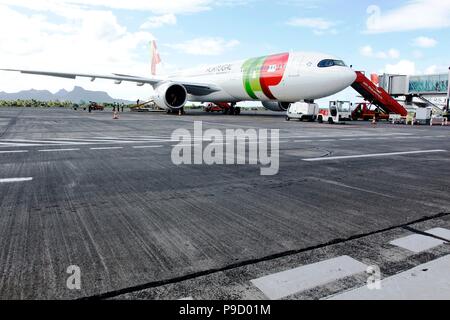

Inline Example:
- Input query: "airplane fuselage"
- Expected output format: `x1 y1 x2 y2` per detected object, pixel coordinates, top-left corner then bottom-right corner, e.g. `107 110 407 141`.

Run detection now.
167 51 356 104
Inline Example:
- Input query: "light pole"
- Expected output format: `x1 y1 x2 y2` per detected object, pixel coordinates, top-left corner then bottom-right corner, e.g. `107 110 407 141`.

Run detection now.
447 67 450 112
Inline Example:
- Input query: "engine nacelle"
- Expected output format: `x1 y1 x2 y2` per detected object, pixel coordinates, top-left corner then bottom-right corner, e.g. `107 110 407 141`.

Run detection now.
153 82 188 110
261 101 292 112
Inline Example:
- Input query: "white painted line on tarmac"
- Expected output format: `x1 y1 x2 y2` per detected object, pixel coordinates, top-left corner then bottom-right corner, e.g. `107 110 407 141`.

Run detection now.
327 255 450 300
4 139 84 145
293 140 314 143
302 150 447 162
290 133 413 139
0 150 29 154
80 137 155 142
427 228 450 241
0 177 33 183
0 142 36 147
172 144 202 147
251 256 368 300
51 138 137 143
90 147 124 150
50 138 115 142
93 136 173 142
310 177 397 199
121 135 171 139
390 234 445 253
39 148 80 152
133 145 164 149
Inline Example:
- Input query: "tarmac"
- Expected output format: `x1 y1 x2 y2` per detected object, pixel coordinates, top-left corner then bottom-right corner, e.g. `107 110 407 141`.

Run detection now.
0 107 449 300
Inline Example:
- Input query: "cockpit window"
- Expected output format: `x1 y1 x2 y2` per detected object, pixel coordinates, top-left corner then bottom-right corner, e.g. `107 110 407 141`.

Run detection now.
318 59 347 68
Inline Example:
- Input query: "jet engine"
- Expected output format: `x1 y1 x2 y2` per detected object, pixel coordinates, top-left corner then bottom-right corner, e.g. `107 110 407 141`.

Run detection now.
153 82 188 110
261 101 292 112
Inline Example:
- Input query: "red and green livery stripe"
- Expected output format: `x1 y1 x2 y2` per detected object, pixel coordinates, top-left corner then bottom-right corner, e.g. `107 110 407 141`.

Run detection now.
242 53 289 100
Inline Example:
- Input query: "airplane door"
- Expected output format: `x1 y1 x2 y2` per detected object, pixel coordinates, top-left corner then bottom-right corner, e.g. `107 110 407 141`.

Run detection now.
288 54 303 78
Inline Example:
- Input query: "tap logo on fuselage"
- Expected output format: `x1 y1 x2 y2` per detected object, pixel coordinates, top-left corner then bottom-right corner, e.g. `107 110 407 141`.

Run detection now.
242 53 289 100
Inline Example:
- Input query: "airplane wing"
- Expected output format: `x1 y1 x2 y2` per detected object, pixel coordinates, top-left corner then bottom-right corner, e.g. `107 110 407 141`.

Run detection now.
0 69 220 96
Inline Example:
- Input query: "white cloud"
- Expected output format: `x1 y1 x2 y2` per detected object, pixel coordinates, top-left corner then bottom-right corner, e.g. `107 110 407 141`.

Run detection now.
166 37 240 56
0 0 251 99
287 17 338 34
365 1 450 33
381 63 448 76
360 46 400 59
413 36 438 48
0 0 214 15
383 60 416 75
0 0 252 16
425 65 438 74
218 0 255 6
288 17 333 30
0 4 156 100
424 65 448 74
141 14 177 29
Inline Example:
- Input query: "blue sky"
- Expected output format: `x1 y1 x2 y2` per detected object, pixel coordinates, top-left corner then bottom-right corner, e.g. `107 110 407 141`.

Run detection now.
128 0 450 75
0 0 449 101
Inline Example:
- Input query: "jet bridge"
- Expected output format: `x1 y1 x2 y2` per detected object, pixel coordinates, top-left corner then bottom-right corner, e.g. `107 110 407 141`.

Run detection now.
379 70 450 114
351 71 408 116
379 72 449 96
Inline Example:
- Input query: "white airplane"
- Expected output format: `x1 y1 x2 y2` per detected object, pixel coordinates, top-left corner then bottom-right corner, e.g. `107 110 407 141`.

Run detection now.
1 41 356 114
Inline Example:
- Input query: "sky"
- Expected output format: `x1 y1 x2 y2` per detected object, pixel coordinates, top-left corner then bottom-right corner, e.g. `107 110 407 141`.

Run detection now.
0 0 449 103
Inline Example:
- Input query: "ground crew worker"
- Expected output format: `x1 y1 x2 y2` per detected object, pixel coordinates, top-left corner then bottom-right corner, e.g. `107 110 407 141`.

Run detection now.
374 107 380 121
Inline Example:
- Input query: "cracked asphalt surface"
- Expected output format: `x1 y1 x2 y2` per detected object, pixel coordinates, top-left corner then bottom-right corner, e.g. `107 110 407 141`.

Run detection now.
0 107 449 299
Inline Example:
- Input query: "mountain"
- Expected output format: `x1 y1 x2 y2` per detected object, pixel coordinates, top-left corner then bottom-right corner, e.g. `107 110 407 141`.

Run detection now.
0 89 55 101
0 86 132 104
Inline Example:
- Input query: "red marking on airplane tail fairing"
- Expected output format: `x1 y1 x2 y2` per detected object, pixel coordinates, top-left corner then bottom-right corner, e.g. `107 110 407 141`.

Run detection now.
151 40 161 76
259 53 290 100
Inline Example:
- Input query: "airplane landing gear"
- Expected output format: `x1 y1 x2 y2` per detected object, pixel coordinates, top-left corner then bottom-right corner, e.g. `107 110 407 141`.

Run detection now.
167 107 186 115
229 103 241 115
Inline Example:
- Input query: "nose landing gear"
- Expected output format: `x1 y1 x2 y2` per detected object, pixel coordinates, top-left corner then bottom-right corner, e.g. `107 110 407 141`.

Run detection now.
228 103 241 115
